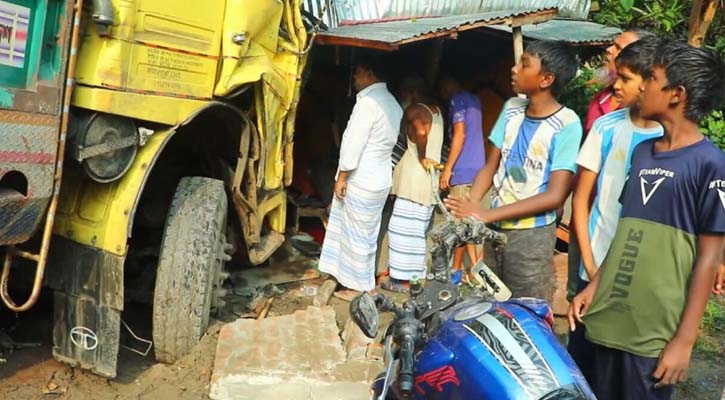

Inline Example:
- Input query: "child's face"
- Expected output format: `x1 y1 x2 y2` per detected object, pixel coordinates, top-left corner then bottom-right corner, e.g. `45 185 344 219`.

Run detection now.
511 52 549 95
638 66 670 120
613 65 644 108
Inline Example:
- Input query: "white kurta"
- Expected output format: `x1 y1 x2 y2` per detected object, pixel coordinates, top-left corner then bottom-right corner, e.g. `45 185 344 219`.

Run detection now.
319 82 403 291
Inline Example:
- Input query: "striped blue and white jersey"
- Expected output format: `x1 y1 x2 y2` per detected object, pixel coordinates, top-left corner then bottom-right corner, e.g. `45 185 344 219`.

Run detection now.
489 97 582 229
576 108 663 281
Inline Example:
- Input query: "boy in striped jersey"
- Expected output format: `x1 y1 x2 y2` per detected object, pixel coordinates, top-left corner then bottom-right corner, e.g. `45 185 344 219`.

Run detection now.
445 41 581 303
567 38 664 382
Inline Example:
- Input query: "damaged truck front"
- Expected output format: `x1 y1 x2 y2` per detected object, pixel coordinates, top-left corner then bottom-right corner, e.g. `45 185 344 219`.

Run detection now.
0 0 310 378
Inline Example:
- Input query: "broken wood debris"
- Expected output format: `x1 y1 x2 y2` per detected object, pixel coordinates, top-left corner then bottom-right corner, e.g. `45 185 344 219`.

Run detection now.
256 297 275 320
313 279 337 307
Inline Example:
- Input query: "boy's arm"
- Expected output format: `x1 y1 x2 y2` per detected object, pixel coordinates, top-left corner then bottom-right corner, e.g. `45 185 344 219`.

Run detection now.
572 167 599 279
480 118 581 223
440 121 465 190
473 170 573 224
567 249 607 331
653 233 724 386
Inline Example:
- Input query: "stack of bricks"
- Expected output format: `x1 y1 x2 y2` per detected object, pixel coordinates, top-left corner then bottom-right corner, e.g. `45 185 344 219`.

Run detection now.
210 306 369 400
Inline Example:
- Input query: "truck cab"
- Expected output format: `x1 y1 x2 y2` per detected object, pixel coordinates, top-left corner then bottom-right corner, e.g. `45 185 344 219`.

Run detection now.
1 0 310 378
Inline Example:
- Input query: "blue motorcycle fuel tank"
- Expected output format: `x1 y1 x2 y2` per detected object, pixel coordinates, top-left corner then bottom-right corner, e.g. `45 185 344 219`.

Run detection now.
409 299 594 399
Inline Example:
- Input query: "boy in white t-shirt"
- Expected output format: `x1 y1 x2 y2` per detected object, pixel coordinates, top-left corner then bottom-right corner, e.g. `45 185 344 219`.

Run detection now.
567 38 663 381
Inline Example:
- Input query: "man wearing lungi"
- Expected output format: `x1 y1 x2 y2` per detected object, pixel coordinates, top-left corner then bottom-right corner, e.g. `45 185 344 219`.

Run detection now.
318 57 404 300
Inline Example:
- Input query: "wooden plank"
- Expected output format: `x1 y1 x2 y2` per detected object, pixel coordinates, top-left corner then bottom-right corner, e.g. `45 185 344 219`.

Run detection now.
510 9 559 28
313 279 337 306
315 34 399 51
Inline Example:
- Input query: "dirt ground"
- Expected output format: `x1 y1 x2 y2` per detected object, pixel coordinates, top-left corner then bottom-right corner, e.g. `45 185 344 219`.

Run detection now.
0 255 723 400
0 273 364 400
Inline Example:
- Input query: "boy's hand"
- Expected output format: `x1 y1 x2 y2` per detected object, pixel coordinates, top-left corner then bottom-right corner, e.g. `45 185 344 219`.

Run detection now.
439 168 452 191
713 264 725 295
653 337 693 388
444 195 486 221
567 282 596 331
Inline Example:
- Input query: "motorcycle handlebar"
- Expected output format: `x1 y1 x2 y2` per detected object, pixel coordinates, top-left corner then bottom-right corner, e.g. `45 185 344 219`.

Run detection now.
398 333 416 396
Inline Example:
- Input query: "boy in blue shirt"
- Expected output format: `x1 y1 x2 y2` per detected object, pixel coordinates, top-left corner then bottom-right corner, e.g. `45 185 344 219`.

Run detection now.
446 41 582 303
570 41 725 400
568 38 664 379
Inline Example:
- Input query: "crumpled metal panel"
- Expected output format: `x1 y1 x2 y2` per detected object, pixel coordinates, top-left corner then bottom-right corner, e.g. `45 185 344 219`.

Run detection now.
321 0 590 26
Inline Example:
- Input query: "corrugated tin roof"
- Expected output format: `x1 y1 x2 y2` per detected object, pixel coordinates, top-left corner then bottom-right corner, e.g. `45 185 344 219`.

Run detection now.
302 0 590 28
315 7 558 50
486 19 621 45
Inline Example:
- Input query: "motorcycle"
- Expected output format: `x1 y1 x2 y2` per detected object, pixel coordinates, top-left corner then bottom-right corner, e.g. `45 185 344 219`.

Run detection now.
349 167 595 400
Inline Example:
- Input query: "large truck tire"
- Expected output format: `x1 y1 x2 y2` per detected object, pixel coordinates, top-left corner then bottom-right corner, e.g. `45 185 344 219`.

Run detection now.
152 176 228 364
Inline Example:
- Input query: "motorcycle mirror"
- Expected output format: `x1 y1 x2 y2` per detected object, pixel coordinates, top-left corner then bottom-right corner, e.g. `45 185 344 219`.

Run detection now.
349 292 379 339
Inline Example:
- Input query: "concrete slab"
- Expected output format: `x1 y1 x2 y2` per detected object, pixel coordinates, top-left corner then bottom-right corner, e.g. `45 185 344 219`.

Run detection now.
210 306 373 400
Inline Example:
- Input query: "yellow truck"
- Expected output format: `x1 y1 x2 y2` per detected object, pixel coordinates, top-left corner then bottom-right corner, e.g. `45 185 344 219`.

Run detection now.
1 0 310 377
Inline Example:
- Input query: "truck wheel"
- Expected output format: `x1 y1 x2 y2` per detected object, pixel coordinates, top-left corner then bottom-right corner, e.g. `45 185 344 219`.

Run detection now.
152 176 228 364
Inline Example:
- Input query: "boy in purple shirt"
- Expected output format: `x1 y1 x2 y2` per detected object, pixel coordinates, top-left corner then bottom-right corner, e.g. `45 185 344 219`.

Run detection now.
439 75 485 279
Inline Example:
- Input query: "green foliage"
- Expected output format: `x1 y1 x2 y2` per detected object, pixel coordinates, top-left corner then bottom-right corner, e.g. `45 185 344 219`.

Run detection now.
559 68 605 123
701 297 725 334
701 111 725 151
595 0 687 37
694 298 725 360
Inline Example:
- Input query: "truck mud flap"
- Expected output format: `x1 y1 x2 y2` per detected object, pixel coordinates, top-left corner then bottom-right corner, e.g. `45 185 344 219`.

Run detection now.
46 236 124 378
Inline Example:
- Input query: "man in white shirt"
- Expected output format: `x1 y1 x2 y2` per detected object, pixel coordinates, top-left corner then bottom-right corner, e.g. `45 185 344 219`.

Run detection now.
318 57 403 300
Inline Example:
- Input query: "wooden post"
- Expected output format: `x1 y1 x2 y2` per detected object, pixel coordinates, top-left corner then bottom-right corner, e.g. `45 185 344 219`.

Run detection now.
688 0 718 48
513 26 525 98
513 26 524 64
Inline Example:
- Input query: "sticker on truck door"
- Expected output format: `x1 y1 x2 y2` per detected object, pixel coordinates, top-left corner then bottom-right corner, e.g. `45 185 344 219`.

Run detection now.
0 1 29 68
